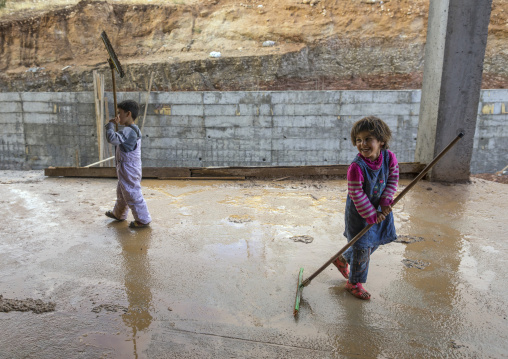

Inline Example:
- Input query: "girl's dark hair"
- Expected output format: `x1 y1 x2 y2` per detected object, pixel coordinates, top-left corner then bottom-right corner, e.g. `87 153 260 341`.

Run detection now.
350 116 392 149
118 100 139 120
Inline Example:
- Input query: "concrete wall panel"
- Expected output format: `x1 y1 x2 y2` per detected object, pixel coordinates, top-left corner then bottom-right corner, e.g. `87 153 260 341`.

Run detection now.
0 93 21 101
0 90 505 173
0 113 23 125
0 102 22 113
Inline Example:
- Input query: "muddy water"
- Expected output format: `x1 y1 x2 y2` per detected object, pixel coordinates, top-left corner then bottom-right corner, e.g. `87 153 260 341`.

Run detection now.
0 171 507 358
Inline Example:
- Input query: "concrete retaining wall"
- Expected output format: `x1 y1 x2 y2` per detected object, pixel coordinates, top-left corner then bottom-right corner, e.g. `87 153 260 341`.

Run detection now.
0 90 506 173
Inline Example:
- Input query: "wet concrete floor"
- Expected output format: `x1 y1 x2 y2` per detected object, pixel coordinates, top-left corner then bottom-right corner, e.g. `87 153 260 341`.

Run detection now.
1 170 507 358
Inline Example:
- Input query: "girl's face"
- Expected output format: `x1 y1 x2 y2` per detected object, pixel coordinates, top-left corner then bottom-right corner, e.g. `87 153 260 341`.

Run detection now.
355 130 384 161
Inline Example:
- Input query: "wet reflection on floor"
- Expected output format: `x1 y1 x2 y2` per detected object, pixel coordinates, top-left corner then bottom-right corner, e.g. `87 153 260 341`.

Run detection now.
114 226 154 358
1 174 507 358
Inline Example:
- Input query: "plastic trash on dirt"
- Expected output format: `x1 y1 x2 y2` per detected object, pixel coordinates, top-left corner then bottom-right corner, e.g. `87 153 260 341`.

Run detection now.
26 67 45 73
262 41 275 47
209 51 221 58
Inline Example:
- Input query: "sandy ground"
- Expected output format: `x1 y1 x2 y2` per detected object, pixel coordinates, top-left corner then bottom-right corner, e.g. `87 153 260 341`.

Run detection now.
2 0 508 92
1 170 507 358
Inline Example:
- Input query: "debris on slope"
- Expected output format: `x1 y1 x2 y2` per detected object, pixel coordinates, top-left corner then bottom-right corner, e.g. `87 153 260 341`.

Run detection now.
0 0 506 92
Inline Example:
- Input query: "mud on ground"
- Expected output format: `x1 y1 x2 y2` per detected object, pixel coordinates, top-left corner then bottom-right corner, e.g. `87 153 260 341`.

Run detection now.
0 295 56 314
1 170 507 357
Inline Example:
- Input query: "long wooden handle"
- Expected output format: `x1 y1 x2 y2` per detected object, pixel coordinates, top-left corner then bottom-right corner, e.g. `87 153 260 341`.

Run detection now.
140 72 154 133
111 63 118 132
301 132 465 287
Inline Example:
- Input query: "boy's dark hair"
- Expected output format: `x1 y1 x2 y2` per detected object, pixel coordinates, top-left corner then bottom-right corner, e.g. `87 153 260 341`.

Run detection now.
350 116 392 149
118 100 139 120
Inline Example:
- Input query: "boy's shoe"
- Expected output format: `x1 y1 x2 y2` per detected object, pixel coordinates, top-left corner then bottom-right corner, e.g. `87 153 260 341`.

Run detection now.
129 221 150 228
105 210 124 221
333 255 349 279
345 281 371 300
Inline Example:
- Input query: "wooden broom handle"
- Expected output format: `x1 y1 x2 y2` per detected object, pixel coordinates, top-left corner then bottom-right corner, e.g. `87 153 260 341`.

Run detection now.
109 58 118 132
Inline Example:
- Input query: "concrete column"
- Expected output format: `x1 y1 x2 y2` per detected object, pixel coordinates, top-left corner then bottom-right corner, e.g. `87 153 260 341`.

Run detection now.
415 0 492 182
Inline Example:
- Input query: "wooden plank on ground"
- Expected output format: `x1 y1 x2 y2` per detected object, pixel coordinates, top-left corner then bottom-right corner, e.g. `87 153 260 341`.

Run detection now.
190 165 349 178
189 163 426 178
158 177 245 180
44 167 190 178
142 167 190 178
45 167 117 178
44 163 426 179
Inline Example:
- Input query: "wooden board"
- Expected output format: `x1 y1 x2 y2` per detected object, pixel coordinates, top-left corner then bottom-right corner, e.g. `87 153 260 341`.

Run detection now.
45 167 117 178
142 167 190 178
190 165 348 178
44 167 190 178
158 177 245 180
45 163 426 179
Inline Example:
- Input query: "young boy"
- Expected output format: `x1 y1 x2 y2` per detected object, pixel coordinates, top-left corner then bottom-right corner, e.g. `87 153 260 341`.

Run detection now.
104 100 152 228
333 116 399 299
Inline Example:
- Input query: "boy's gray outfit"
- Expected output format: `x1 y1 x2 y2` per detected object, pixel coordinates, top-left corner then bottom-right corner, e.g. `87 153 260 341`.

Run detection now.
105 122 152 224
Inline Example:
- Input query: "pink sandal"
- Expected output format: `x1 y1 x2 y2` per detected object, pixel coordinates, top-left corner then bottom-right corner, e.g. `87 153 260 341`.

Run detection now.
333 255 349 280
345 281 371 300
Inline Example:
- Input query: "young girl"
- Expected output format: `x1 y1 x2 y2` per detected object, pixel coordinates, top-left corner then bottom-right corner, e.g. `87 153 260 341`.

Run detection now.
104 100 152 228
333 116 399 299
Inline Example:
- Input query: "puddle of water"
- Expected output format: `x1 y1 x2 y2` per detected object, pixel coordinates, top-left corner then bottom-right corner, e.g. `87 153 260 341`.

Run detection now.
82 332 149 359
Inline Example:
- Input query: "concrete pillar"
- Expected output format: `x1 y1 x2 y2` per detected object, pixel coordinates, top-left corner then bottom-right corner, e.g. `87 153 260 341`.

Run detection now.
415 0 492 182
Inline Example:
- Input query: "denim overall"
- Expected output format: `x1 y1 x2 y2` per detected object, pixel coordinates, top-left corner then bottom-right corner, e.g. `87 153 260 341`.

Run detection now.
112 125 152 224
342 150 397 283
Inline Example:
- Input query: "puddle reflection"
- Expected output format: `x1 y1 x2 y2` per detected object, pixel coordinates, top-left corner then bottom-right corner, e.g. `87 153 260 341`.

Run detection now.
110 225 154 358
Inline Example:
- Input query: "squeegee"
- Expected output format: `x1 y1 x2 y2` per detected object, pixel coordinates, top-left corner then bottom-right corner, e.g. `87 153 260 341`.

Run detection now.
100 31 125 131
294 132 465 316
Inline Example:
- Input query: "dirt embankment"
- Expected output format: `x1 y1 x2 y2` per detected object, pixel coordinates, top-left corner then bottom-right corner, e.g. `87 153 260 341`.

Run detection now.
0 0 507 92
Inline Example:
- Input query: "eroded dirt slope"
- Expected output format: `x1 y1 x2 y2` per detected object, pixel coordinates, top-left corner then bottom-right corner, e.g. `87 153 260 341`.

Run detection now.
0 0 507 92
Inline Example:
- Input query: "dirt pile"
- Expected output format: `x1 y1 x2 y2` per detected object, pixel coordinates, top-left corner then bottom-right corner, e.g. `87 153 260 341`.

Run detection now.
0 294 56 313
0 0 507 92
472 173 508 184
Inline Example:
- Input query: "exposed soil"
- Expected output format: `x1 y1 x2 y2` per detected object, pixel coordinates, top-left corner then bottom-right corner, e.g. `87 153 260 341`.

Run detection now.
472 173 508 184
0 0 507 92
0 295 56 314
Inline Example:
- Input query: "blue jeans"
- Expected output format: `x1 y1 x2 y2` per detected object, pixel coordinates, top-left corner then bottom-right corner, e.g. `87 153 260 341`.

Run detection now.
343 245 378 284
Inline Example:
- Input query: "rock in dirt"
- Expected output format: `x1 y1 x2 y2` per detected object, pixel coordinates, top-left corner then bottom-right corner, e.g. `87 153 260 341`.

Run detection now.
290 235 314 244
0 295 56 314
91 304 128 313
228 215 253 223
451 340 467 349
402 259 429 269
395 235 424 244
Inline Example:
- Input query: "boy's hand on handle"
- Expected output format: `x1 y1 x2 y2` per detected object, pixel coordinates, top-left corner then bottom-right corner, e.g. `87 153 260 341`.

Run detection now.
109 115 120 125
380 205 392 216
376 212 386 224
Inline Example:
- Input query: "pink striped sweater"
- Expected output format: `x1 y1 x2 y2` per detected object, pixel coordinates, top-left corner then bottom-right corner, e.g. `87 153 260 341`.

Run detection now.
347 150 399 224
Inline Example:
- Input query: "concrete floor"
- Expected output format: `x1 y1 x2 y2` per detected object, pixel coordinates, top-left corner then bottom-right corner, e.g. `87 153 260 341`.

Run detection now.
0 170 507 358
